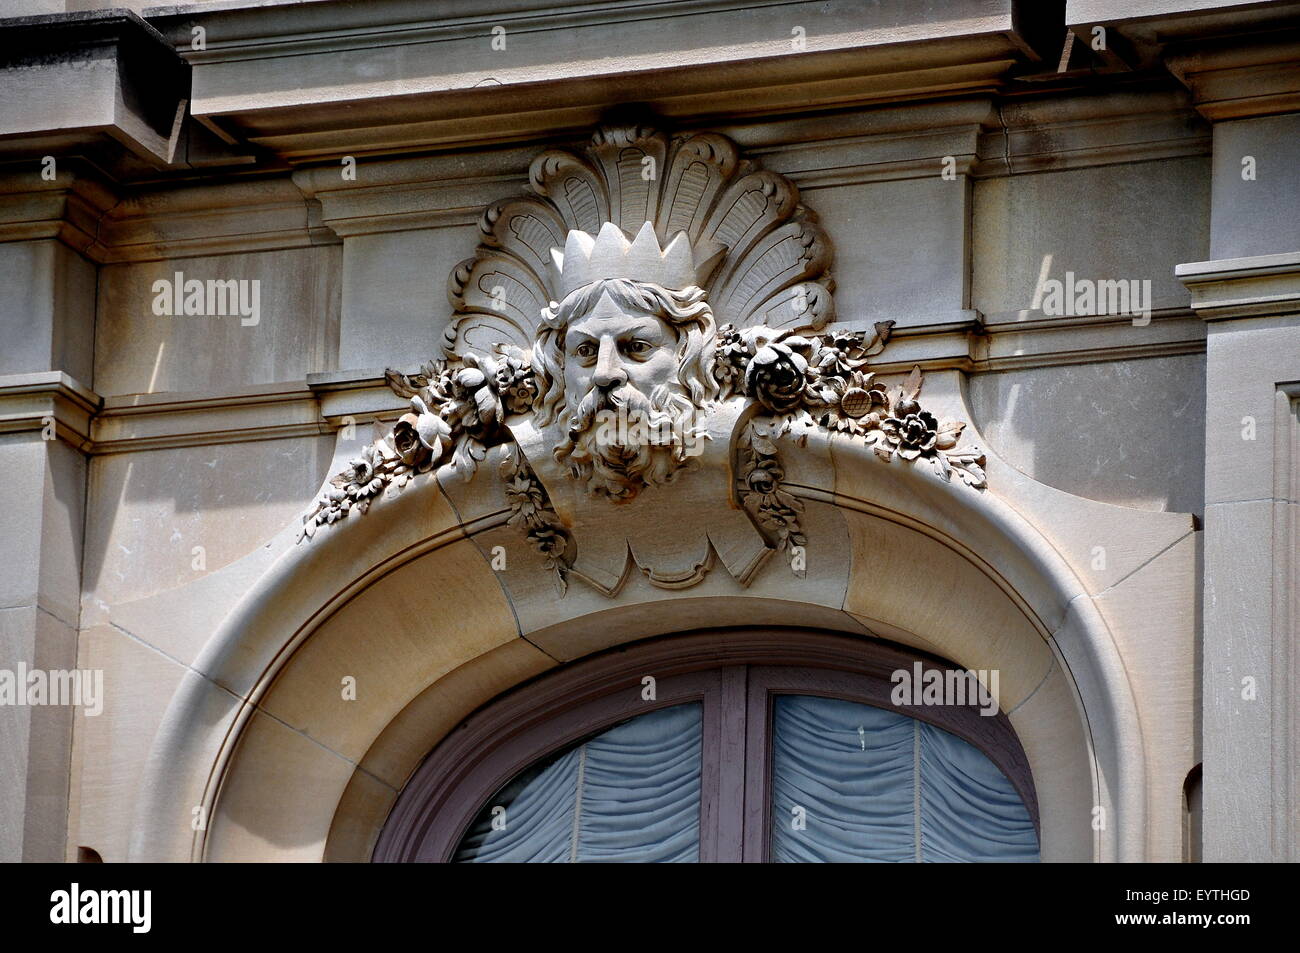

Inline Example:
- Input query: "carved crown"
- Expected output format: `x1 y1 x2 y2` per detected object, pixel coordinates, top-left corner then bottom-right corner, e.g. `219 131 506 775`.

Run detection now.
550 221 719 298
444 120 835 358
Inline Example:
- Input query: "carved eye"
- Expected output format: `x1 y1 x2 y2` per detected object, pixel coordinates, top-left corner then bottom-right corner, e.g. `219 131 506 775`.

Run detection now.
574 342 597 359
625 340 653 355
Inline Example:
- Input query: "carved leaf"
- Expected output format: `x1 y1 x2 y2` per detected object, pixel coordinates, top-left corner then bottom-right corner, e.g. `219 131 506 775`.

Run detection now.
711 218 833 329
700 170 798 268
529 149 610 233
589 124 669 233
862 321 895 357
385 367 418 398
750 432 779 456
933 450 952 481
903 366 923 401
479 198 569 278
935 420 966 450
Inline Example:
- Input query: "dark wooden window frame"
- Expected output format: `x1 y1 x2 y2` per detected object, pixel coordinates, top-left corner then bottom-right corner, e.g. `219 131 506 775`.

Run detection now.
374 628 1039 863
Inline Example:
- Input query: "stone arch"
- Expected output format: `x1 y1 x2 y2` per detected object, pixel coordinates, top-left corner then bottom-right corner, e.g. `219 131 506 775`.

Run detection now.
128 380 1145 863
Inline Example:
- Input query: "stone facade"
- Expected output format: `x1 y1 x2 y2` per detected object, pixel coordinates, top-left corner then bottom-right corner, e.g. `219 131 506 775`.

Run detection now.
0 0 1297 863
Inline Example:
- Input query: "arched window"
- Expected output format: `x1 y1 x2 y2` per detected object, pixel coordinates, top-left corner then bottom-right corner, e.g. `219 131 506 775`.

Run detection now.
376 630 1039 863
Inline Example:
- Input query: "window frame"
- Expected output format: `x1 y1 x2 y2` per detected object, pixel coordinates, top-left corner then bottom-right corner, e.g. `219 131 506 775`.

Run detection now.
374 628 1038 863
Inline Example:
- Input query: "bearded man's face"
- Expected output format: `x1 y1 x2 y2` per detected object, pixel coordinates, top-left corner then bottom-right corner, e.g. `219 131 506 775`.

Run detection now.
562 287 680 402
553 287 702 501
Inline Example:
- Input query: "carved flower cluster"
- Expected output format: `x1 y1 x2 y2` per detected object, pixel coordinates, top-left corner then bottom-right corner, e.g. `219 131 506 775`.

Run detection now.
737 422 806 575
388 346 535 472
714 322 986 489
299 346 538 540
715 322 893 412
500 445 570 593
300 441 403 538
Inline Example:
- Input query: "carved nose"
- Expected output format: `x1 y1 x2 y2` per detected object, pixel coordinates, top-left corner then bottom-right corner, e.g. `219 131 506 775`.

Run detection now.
592 339 627 389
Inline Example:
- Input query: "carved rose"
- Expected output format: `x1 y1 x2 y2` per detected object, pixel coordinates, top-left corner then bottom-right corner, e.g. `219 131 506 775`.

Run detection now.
529 524 567 559
392 395 452 468
880 408 940 460
343 444 388 500
745 342 808 413
713 324 751 395
745 457 782 495
492 348 538 415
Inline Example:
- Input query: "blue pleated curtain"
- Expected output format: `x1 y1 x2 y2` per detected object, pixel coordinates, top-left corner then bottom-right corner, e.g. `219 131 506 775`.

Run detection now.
454 703 703 863
770 695 1039 862
453 695 1038 862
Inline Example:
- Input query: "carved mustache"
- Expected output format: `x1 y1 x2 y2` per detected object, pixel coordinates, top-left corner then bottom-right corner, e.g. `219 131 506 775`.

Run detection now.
567 383 654 438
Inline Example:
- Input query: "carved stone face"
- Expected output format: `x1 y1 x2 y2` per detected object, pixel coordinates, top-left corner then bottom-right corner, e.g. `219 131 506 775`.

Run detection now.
562 288 681 405
532 275 720 501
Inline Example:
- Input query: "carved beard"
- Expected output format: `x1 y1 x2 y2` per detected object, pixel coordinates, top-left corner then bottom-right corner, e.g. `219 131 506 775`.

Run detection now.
555 381 702 502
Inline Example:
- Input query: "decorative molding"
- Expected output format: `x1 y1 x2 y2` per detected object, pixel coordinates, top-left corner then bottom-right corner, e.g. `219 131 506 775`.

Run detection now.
0 303 1208 458
299 121 989 598
306 368 409 425
1166 33 1300 121
974 307 1208 371
0 169 120 263
0 87 1212 266
0 170 336 265
91 382 328 455
972 87 1210 177
0 371 100 450
1176 252 1300 320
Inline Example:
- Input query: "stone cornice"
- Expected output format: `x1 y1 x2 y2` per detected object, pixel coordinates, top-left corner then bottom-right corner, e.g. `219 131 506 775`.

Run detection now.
93 176 340 262
0 371 413 454
286 89 1208 241
972 86 1209 175
1177 251 1300 320
141 0 1057 160
0 167 343 263
0 167 120 261
859 307 1206 374
0 371 101 450
1166 32 1300 120
91 382 330 454
0 11 189 168
306 369 408 424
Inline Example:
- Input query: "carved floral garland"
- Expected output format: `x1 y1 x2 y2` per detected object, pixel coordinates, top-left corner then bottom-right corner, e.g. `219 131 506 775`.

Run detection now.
717 321 987 484
720 320 987 571
298 346 536 541
499 443 571 594
299 322 988 582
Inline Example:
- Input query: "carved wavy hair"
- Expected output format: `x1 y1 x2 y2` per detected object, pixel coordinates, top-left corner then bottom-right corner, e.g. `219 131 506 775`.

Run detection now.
533 278 720 426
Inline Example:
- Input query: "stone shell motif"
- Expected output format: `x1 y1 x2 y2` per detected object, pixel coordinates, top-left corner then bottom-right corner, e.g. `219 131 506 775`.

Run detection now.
442 122 835 360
